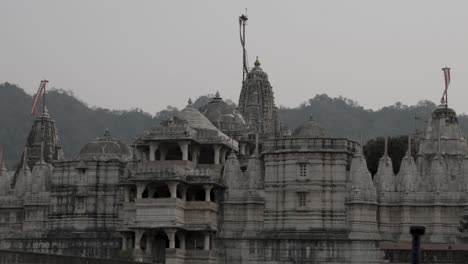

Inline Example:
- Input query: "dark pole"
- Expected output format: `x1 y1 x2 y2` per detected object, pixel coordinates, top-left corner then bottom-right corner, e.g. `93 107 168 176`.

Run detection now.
410 226 425 264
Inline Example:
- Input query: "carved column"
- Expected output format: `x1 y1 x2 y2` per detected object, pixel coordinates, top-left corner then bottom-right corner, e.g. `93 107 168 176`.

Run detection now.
213 145 221 164
167 182 179 198
191 146 200 164
136 183 146 199
146 235 152 255
220 148 227 165
122 234 128 250
240 143 246 155
177 232 186 250
148 186 155 198
149 143 158 161
204 232 210 250
178 141 190 161
134 230 144 251
159 145 168 161
203 185 212 202
165 228 177 249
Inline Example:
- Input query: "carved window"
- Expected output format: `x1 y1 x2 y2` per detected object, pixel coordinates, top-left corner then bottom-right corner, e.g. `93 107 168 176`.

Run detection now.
298 163 307 177
297 192 307 207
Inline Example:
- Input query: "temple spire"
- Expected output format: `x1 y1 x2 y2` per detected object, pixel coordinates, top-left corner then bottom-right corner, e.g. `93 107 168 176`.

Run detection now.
407 134 412 160
384 136 388 164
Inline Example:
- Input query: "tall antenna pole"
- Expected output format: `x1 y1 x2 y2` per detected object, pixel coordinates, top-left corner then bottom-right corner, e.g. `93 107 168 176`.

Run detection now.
441 67 450 110
41 80 48 163
239 10 249 82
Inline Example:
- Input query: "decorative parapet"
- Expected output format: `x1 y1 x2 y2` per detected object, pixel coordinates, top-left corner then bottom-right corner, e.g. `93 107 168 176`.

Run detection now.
133 161 223 184
262 138 358 154
142 125 195 140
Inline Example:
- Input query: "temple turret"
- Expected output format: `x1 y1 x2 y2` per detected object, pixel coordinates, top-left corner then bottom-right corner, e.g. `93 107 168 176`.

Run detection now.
24 108 64 169
396 136 419 193
373 139 395 194
346 143 379 240
238 58 279 138
14 148 31 196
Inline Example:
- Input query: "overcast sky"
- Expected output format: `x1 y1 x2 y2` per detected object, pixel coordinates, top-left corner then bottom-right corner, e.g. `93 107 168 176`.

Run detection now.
2 1 468 114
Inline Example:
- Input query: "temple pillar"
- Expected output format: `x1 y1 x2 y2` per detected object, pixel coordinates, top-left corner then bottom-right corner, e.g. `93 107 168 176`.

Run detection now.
240 143 246 155
177 232 186 250
213 145 221 164
204 233 210 250
220 148 227 165
178 141 190 161
146 235 152 255
167 182 178 198
203 185 212 202
165 229 177 249
149 143 158 161
148 186 155 198
191 146 200 164
159 145 168 161
122 234 128 250
134 230 144 251
136 183 146 199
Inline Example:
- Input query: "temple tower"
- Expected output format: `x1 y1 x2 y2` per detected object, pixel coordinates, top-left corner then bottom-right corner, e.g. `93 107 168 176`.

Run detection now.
238 58 279 138
24 108 63 169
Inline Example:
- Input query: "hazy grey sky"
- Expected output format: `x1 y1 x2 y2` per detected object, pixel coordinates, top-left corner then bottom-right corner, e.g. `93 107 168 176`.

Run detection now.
2 1 468 114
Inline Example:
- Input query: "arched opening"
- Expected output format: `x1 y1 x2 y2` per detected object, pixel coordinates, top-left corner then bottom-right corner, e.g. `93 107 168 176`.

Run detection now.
142 187 149 198
186 186 205 201
165 143 182 160
198 146 214 164
152 231 168 263
185 232 205 250
152 183 171 198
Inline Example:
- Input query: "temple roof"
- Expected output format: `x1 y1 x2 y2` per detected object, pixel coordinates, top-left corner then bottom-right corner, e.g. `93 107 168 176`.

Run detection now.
199 92 246 134
292 115 327 138
177 101 223 132
78 130 131 161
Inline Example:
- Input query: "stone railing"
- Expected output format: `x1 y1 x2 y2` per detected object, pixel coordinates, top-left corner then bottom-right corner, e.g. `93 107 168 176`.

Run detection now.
136 160 196 172
185 201 219 230
130 199 218 230
142 126 196 140
134 198 185 228
133 161 222 183
263 138 358 153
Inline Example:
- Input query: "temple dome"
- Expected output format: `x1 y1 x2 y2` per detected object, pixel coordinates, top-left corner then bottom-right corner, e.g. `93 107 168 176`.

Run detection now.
78 130 131 161
199 92 246 134
292 115 327 138
176 100 222 131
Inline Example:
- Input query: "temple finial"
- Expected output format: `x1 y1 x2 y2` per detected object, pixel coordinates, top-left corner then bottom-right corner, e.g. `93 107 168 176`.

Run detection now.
188 98 193 106
215 91 220 99
104 129 111 138
254 56 260 67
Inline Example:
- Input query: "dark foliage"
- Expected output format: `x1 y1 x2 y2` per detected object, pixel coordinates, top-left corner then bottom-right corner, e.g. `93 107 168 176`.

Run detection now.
2 83 468 173
363 135 415 176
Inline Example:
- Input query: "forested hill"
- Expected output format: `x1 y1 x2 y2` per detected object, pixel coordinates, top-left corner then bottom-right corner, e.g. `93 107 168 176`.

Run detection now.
2 82 468 169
